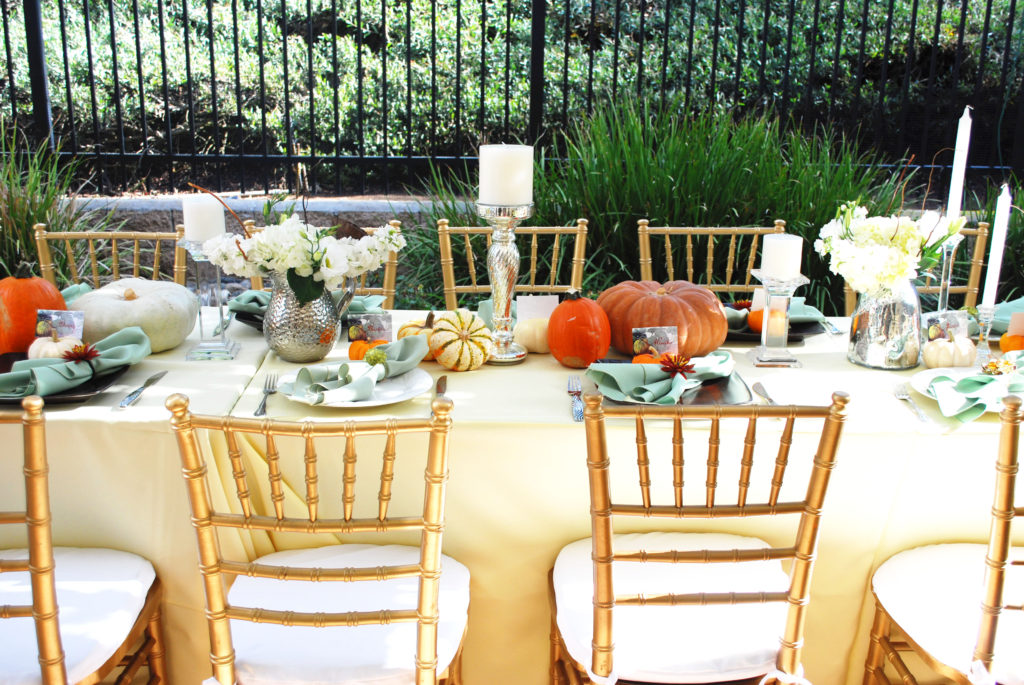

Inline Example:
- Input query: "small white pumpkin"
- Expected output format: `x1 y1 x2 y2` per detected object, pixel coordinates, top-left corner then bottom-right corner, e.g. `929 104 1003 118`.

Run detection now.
922 335 977 368
27 331 82 359
513 317 550 354
428 309 493 372
70 278 199 353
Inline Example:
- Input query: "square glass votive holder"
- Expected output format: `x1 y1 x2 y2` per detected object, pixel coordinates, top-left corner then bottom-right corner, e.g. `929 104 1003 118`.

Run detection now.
179 239 240 361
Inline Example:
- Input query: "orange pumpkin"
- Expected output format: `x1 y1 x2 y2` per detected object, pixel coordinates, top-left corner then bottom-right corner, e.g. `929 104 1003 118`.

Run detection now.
547 291 611 368
999 333 1024 353
0 263 66 354
747 308 764 333
631 353 659 364
348 339 387 361
597 280 727 358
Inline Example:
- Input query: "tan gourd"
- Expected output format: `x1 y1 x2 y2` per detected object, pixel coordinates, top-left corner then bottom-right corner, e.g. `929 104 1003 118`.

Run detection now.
513 317 550 354
922 335 977 368
397 312 438 360
27 330 82 359
428 309 493 371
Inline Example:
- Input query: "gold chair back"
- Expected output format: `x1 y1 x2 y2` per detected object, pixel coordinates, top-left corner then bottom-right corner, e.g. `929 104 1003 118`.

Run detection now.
437 218 588 310
248 220 401 308
0 396 64 684
843 222 989 316
34 223 186 288
165 392 456 685
572 390 849 681
637 219 786 295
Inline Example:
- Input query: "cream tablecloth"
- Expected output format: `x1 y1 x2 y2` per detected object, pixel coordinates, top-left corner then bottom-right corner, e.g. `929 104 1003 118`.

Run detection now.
2 310 1021 685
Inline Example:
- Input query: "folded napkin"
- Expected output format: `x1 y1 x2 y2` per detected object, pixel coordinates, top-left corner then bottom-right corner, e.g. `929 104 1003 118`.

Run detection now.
992 297 1024 335
279 336 427 404
586 351 734 405
226 290 384 316
788 297 826 323
724 307 748 330
0 327 151 399
60 282 93 306
477 298 517 330
927 368 1024 422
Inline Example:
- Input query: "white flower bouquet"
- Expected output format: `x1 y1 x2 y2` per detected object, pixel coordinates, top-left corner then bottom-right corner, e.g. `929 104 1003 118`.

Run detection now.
203 215 406 303
814 202 964 299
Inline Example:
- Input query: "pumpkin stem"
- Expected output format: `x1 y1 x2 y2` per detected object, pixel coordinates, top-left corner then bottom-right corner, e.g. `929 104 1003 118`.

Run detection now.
14 261 37 279
655 287 667 296
123 288 138 301
51 330 59 342
425 311 435 327
564 289 582 301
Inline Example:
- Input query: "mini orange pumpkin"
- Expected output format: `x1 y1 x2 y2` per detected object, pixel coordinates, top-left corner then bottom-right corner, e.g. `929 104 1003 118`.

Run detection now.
547 291 611 368
631 353 658 364
999 333 1024 353
348 339 387 361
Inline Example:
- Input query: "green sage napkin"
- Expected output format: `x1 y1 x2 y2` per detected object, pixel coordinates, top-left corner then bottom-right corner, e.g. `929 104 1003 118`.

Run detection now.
226 290 384 315
279 336 428 404
60 282 93 306
927 369 1024 422
724 307 748 330
586 351 735 405
477 298 517 331
0 327 151 399
991 297 1024 335
788 297 826 323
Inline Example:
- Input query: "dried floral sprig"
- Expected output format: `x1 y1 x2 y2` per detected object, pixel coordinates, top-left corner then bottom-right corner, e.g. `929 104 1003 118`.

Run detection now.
62 343 100 364
659 354 695 378
728 299 753 311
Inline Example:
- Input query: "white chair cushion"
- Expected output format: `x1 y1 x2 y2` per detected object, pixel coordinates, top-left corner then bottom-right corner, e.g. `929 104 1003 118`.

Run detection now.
553 532 791 684
226 544 470 685
0 546 156 685
872 543 1024 685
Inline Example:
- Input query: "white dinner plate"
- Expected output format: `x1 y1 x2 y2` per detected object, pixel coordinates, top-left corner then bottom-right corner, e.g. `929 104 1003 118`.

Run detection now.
909 366 1018 414
279 365 433 408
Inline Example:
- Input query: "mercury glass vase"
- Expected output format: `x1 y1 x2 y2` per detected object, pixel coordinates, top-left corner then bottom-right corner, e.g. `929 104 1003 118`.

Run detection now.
847 279 922 369
264 273 352 363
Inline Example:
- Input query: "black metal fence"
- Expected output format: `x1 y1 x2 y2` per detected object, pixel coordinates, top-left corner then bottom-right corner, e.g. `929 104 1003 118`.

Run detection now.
2 0 1021 194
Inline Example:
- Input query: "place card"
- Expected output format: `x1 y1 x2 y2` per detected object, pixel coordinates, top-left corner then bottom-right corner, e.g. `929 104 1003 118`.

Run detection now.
1008 312 1024 337
344 312 392 342
516 294 559 322
632 326 678 356
36 309 85 340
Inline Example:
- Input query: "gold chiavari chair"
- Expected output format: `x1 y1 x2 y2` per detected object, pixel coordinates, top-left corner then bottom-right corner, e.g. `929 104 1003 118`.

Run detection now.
0 396 167 684
437 218 588 310
550 391 850 685
249 220 402 308
863 395 1024 684
638 219 786 296
165 392 469 685
843 222 989 316
34 223 186 288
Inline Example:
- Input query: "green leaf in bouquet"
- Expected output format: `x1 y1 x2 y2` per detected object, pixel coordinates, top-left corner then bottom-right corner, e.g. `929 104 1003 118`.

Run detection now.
287 268 325 304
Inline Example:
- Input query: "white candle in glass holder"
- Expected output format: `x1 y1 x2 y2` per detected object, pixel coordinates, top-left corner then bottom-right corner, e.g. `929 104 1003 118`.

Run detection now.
182 195 226 243
981 184 1012 307
478 144 534 206
750 287 767 311
946 106 972 221
760 234 803 279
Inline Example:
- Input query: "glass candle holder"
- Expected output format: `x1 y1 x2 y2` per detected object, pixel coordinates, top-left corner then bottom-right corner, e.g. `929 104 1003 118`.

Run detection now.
749 269 810 368
179 239 240 361
476 202 533 365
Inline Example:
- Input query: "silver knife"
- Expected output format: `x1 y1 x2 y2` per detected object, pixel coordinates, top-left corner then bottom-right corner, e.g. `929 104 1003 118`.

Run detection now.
118 371 168 408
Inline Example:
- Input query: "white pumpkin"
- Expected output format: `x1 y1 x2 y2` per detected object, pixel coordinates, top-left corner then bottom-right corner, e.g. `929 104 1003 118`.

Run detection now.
922 335 977 368
513 317 550 354
70 278 199 352
27 331 82 359
428 309 493 372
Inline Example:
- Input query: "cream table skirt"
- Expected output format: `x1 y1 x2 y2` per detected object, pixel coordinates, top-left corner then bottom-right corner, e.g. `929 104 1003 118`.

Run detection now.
2 310 1021 685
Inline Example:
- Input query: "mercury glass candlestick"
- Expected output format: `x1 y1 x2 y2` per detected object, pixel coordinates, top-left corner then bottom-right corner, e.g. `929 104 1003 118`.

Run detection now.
976 303 996 367
179 238 240 360
749 269 810 368
477 202 533 365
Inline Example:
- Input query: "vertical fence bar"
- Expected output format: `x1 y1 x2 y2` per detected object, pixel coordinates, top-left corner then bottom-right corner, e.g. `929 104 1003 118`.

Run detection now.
803 0 822 112
356 0 365 190
998 0 1019 169
611 0 621 102
430 0 436 154
708 0 721 105
280 0 293 192
504 0 512 133
231 0 247 192
257 0 269 192
57 0 78 153
758 0 769 103
157 0 173 189
82 0 106 191
974 0 994 97
734 0 746 108
481 0 488 135
106 0 126 181
23 0 53 147
406 0 412 157
586 0 595 115
661 0 672 110
896 0 921 156
207 0 222 189
455 0 463 153
529 0 546 142
332 0 340 193
182 0 197 183
562 0 570 125
829 0 846 120
381 0 389 179
875 0 896 147
307 0 315 192
1 0 17 123
780 0 796 119
637 0 646 99
950 0 969 94
921 0 944 164
853 0 870 103
685 0 696 110
131 0 149 168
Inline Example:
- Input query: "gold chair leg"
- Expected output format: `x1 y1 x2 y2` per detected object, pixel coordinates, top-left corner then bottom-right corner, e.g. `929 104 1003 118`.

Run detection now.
550 613 564 685
146 600 168 684
864 601 891 685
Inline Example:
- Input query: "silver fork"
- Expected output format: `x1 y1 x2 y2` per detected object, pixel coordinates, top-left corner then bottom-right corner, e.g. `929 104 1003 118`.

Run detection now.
894 382 929 423
567 376 584 422
254 373 278 417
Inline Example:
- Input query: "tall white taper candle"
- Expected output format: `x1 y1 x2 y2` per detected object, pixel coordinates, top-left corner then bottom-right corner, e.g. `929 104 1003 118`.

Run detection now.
981 184 1012 307
946 106 972 221
478 144 534 206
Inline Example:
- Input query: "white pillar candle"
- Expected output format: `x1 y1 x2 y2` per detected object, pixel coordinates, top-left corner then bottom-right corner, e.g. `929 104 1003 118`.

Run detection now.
750 287 767 311
182 195 226 242
478 144 534 206
760 234 803 280
981 184 1012 307
946 106 972 221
